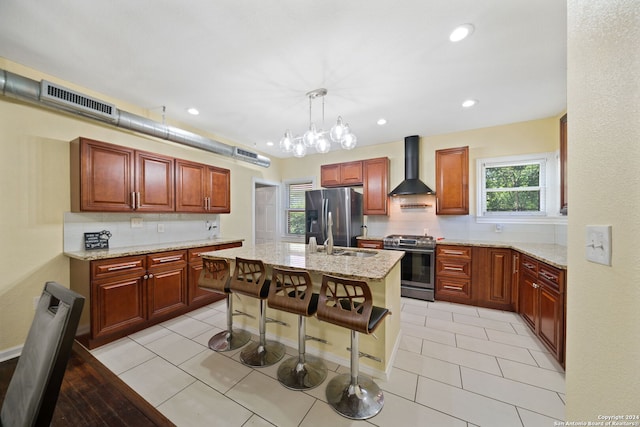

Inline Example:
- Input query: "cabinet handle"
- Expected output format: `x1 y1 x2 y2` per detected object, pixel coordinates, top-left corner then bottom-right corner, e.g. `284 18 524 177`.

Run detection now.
148 273 154 278
157 256 183 263
131 192 136 209
107 263 139 271
361 243 379 248
443 285 463 290
444 266 464 271
532 283 539 289
143 274 149 279
443 250 464 255
540 271 557 281
136 192 141 209
513 255 519 274
523 262 536 270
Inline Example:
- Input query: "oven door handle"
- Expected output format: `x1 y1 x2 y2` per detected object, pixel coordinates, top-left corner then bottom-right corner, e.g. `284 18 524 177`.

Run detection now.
386 247 434 254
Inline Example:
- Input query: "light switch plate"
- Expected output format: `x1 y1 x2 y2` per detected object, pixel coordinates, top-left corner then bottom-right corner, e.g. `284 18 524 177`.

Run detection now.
585 225 612 266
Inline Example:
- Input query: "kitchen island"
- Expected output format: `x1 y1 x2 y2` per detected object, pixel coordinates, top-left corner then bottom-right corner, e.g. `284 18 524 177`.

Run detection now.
201 242 404 378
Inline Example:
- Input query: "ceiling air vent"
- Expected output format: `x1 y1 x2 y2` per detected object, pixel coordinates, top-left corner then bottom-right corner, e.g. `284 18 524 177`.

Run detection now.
233 147 259 161
40 80 117 122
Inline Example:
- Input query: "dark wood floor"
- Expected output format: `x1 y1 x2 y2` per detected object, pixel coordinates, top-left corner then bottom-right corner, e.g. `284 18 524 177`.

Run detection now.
0 341 174 426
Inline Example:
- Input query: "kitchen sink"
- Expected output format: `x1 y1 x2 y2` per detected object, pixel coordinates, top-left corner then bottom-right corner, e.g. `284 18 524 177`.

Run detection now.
336 250 376 258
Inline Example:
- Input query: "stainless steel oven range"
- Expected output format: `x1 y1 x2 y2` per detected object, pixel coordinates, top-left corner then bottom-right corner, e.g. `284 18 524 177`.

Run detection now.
383 235 435 301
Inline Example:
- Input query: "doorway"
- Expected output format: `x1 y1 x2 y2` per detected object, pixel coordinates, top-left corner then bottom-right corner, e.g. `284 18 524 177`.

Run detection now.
253 179 280 245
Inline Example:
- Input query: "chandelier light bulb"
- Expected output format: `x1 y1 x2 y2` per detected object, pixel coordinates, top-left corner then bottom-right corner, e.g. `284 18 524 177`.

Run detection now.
303 123 319 147
292 140 307 157
329 116 346 142
280 130 294 152
315 134 331 153
340 124 357 150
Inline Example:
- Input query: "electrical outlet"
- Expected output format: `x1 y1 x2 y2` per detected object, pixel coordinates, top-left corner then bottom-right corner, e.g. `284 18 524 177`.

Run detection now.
423 228 429 236
157 223 165 233
495 224 503 233
131 217 143 228
586 225 612 266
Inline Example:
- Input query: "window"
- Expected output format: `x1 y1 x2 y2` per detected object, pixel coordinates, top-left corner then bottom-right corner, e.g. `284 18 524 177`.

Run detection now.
284 180 313 236
477 152 560 221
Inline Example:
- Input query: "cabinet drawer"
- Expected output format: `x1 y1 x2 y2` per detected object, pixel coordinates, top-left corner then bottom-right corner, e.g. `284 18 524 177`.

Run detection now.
539 264 564 292
520 256 539 275
436 277 472 299
188 246 217 263
91 255 146 280
147 250 187 268
437 245 472 259
436 258 471 279
358 239 383 249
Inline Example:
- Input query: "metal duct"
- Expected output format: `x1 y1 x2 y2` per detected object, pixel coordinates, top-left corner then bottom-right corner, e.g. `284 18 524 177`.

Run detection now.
0 68 270 168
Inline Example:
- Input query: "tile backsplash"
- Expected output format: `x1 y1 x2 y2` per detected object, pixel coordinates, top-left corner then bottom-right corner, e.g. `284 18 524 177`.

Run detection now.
64 212 221 252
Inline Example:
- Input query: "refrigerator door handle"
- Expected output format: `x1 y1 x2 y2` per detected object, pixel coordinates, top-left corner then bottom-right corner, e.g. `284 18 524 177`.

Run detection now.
322 198 328 243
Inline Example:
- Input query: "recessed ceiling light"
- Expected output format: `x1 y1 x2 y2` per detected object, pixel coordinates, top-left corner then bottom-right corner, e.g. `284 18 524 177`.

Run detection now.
462 99 478 108
450 24 474 42
187 107 200 115
377 118 387 126
266 141 274 147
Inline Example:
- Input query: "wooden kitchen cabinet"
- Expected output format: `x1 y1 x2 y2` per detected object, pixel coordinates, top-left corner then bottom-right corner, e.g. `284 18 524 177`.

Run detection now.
357 239 384 249
363 157 389 215
435 245 473 303
176 160 231 213
435 146 469 215
146 251 188 321
71 138 175 212
321 160 363 187
472 247 514 311
71 242 240 349
519 255 565 365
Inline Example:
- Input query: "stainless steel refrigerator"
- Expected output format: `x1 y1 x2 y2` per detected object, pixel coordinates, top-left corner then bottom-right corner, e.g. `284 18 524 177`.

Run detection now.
305 188 363 247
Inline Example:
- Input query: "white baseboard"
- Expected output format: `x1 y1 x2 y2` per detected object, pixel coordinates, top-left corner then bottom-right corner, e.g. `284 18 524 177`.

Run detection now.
0 344 23 363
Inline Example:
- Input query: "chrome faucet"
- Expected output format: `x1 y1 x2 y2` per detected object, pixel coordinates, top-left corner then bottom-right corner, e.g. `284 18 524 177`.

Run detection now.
325 211 334 255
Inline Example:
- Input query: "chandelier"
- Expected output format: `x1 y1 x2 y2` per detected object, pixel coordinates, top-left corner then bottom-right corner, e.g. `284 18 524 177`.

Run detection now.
280 88 357 157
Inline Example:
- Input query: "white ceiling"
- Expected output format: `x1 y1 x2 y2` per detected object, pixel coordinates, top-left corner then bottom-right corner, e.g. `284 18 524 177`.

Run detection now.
0 1 566 159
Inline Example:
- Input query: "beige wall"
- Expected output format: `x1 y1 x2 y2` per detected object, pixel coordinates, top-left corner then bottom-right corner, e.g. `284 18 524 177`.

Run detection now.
0 60 280 352
566 0 640 418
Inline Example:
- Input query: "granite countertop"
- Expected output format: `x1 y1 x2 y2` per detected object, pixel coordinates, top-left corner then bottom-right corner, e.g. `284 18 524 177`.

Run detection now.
64 237 245 261
436 239 567 269
201 242 404 281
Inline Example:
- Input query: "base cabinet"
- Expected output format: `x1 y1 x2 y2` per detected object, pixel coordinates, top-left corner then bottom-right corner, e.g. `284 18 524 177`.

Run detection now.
71 242 241 348
472 247 514 311
435 245 473 303
518 255 565 366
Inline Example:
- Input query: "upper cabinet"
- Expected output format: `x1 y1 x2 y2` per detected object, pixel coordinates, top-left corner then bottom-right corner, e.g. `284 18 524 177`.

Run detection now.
71 137 230 213
321 160 363 187
363 157 389 215
176 160 231 213
559 114 568 215
435 146 469 215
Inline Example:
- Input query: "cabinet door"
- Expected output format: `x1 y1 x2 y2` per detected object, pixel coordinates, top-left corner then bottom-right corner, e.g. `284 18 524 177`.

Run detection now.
207 166 231 213
340 161 364 185
474 248 513 310
538 285 563 361
92 275 146 339
363 157 389 215
76 138 135 211
175 160 207 212
435 146 469 215
321 164 342 187
519 271 537 330
135 150 175 212
146 251 188 320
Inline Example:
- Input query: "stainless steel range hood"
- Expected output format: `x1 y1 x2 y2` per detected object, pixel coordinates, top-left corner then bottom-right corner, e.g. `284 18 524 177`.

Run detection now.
388 135 434 196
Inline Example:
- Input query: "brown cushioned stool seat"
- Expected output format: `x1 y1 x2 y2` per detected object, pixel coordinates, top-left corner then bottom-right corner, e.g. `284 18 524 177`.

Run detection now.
199 258 251 351
316 274 391 420
229 257 285 367
268 267 328 390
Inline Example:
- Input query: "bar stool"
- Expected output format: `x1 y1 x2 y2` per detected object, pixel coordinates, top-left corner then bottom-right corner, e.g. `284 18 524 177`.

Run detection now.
198 258 251 351
316 274 391 420
268 267 328 390
229 257 285 367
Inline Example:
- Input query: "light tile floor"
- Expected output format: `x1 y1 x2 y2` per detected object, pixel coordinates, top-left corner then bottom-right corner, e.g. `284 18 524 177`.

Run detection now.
91 298 565 427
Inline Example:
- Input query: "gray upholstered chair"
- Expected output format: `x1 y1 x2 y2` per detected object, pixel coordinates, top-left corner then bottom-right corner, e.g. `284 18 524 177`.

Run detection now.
0 281 85 427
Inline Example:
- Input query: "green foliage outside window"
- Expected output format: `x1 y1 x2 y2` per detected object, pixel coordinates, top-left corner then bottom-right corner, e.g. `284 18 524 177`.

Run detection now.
288 212 305 234
485 164 541 212
286 181 312 235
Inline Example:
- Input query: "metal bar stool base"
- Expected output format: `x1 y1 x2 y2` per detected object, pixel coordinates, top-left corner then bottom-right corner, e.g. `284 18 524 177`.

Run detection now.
240 340 285 367
277 355 327 390
325 373 384 420
208 329 251 352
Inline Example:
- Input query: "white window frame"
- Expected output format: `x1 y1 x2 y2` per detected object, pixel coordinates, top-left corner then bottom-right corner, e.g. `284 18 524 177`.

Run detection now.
476 152 565 224
282 177 314 240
